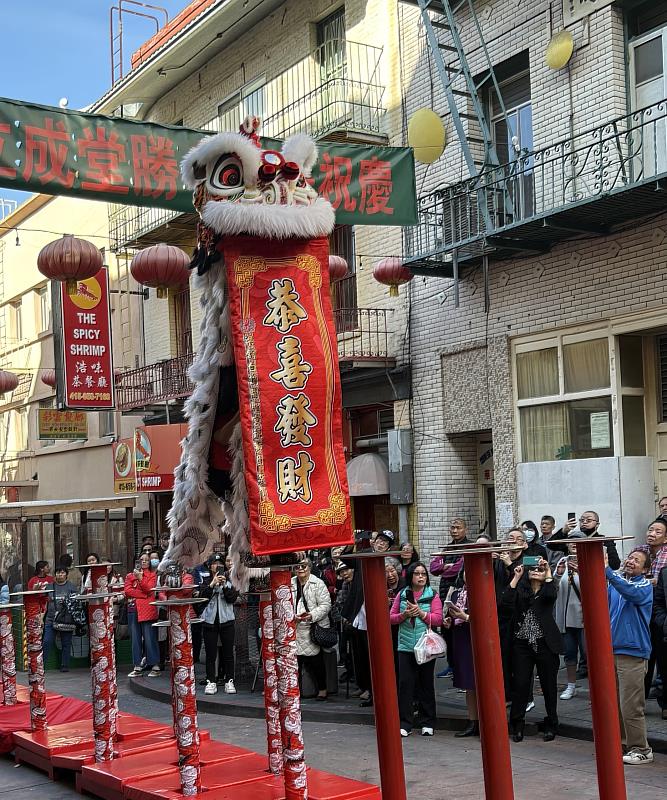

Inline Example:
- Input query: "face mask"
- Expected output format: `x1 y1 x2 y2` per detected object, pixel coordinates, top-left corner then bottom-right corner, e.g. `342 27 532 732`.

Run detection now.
150 558 159 569
523 530 536 543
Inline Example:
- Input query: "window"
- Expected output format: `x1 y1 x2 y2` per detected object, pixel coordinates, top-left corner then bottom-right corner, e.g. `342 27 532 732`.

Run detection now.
218 77 265 133
173 288 192 357
489 64 534 221
10 300 22 342
14 407 28 451
516 333 646 462
330 226 357 330
37 287 50 332
98 410 115 438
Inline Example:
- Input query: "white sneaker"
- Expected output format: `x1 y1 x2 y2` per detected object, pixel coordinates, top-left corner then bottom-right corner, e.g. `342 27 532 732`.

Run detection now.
128 667 144 677
146 666 161 678
525 701 535 712
421 727 434 736
623 749 653 765
560 685 577 700
400 728 410 737
204 681 218 695
224 679 237 694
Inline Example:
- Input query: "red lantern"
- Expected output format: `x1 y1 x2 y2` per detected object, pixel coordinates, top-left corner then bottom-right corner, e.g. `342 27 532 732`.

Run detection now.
38 235 103 296
0 370 19 394
41 370 56 388
130 244 191 298
328 255 348 283
373 256 413 297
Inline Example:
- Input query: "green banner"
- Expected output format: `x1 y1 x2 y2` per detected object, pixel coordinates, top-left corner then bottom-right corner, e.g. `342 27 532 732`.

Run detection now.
0 97 416 226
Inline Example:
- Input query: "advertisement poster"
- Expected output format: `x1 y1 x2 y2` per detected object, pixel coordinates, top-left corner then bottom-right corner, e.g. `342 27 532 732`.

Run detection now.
135 424 187 492
56 267 115 410
112 438 136 494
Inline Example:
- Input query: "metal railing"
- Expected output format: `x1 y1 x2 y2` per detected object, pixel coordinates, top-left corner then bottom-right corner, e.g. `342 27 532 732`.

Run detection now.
108 204 184 252
407 97 667 260
212 39 384 140
334 307 391 362
115 353 194 411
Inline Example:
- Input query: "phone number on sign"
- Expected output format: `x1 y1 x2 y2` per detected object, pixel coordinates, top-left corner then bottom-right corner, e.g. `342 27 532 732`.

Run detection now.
68 391 112 401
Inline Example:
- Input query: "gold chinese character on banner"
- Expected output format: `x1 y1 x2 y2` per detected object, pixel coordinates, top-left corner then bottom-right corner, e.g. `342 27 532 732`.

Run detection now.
263 278 307 333
274 392 318 447
276 451 315 503
270 335 312 389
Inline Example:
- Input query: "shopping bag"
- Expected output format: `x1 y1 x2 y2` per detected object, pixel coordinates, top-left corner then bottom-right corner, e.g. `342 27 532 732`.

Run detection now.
414 628 447 665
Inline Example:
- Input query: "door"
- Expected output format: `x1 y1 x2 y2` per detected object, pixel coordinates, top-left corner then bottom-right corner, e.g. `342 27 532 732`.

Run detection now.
477 433 496 538
630 28 667 178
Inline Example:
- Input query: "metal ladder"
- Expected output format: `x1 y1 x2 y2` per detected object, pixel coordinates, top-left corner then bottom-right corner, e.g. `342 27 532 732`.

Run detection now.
402 0 518 233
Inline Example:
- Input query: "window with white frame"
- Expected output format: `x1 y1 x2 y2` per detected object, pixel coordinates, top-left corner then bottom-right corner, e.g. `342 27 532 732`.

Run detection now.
98 410 115 438
37 286 50 332
10 300 22 342
14 407 28 452
217 77 265 133
515 333 646 462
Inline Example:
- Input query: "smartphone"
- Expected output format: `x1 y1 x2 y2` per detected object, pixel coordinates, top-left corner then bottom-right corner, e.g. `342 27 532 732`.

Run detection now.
406 589 415 604
523 555 540 568
444 600 456 609
568 512 576 522
134 561 142 571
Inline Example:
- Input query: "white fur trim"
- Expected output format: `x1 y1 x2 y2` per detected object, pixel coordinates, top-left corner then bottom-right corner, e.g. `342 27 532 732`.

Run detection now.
281 134 318 177
201 196 335 239
181 132 262 190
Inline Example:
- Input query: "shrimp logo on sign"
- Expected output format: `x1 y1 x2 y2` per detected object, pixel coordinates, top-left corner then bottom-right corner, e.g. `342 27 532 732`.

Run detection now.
69 277 102 311
135 429 152 473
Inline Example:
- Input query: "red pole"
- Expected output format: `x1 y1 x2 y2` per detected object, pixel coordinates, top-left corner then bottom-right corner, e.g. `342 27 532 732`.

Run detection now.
87 596 116 761
270 567 307 800
24 595 47 731
575 543 627 800
0 607 18 705
361 557 407 800
89 563 119 749
260 593 283 776
463 552 514 800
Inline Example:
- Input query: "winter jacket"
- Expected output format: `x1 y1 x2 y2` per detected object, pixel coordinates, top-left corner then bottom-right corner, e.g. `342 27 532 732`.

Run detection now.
201 572 238 626
501 579 563 655
45 580 77 626
553 557 584 632
291 575 331 657
390 586 443 652
606 567 653 660
124 569 159 622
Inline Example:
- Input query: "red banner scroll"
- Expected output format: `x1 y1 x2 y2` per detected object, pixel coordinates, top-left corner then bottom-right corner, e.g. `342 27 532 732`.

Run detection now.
224 235 352 556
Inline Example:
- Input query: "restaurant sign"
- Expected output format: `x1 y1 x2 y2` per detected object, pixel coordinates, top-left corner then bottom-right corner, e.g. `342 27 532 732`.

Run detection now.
38 409 88 440
134 424 187 492
0 97 417 227
112 438 136 494
53 267 115 410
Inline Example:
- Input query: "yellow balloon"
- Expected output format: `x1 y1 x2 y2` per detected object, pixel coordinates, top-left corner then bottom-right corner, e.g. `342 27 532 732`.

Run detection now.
545 30 574 70
408 109 446 165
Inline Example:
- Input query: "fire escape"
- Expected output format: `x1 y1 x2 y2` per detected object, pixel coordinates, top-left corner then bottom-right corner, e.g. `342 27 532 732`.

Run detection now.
403 0 667 289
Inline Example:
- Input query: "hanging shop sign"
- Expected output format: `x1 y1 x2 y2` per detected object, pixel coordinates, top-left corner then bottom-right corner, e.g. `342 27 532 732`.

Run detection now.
224 235 353 556
134 423 187 492
563 0 614 26
53 267 115 410
38 408 88 440
112 437 136 494
0 97 417 226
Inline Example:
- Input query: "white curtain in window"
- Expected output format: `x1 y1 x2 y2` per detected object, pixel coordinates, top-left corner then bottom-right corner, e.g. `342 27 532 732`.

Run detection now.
516 348 559 399
520 403 570 462
563 339 610 393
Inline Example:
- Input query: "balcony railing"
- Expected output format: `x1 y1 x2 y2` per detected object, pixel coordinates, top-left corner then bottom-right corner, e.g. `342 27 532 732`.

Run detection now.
116 308 391 410
115 353 194 412
407 97 667 267
215 40 385 141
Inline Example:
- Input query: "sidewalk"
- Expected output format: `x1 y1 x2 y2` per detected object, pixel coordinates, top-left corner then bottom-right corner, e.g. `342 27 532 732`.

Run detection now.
128 659 667 753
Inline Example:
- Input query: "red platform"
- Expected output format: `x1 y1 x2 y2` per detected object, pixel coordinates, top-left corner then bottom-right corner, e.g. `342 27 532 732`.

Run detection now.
0 693 87 754
79 740 254 800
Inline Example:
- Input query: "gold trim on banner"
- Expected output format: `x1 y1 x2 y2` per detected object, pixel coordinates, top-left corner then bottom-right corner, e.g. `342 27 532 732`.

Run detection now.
232 251 344 532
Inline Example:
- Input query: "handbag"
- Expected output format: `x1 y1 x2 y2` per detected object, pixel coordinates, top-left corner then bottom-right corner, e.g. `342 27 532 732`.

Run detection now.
53 600 76 632
301 588 337 650
414 627 447 665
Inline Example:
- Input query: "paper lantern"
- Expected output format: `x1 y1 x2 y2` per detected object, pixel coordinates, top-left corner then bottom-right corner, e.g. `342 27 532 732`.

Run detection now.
41 370 56 388
130 244 191 298
373 256 413 297
0 370 19 394
408 109 446 164
328 255 348 283
545 30 574 70
37 235 103 295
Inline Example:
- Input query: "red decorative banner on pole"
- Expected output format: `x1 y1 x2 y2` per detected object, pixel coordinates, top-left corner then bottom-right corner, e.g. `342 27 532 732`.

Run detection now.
260 595 283 776
24 596 47 731
224 235 352 555
88 599 116 761
0 608 17 705
57 267 115 410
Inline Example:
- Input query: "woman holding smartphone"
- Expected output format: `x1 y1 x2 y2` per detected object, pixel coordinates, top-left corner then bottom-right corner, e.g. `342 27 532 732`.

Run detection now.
390 561 443 737
124 553 160 677
502 558 563 742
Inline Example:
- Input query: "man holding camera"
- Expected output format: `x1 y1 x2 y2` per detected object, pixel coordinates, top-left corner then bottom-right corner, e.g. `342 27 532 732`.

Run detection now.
547 511 621 570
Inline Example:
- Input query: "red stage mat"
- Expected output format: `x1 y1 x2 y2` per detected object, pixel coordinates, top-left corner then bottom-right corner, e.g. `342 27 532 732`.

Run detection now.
0 693 83 754
79 740 253 800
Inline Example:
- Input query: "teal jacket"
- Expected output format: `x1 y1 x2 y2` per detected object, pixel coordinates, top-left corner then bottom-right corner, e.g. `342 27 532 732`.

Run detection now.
395 586 436 652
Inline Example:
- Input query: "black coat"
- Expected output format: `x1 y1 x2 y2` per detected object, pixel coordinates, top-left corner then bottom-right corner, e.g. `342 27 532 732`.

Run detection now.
547 530 621 570
654 565 667 640
501 579 564 655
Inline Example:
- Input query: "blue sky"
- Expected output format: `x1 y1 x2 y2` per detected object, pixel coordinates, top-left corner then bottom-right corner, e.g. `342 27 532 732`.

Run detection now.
1 0 191 209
